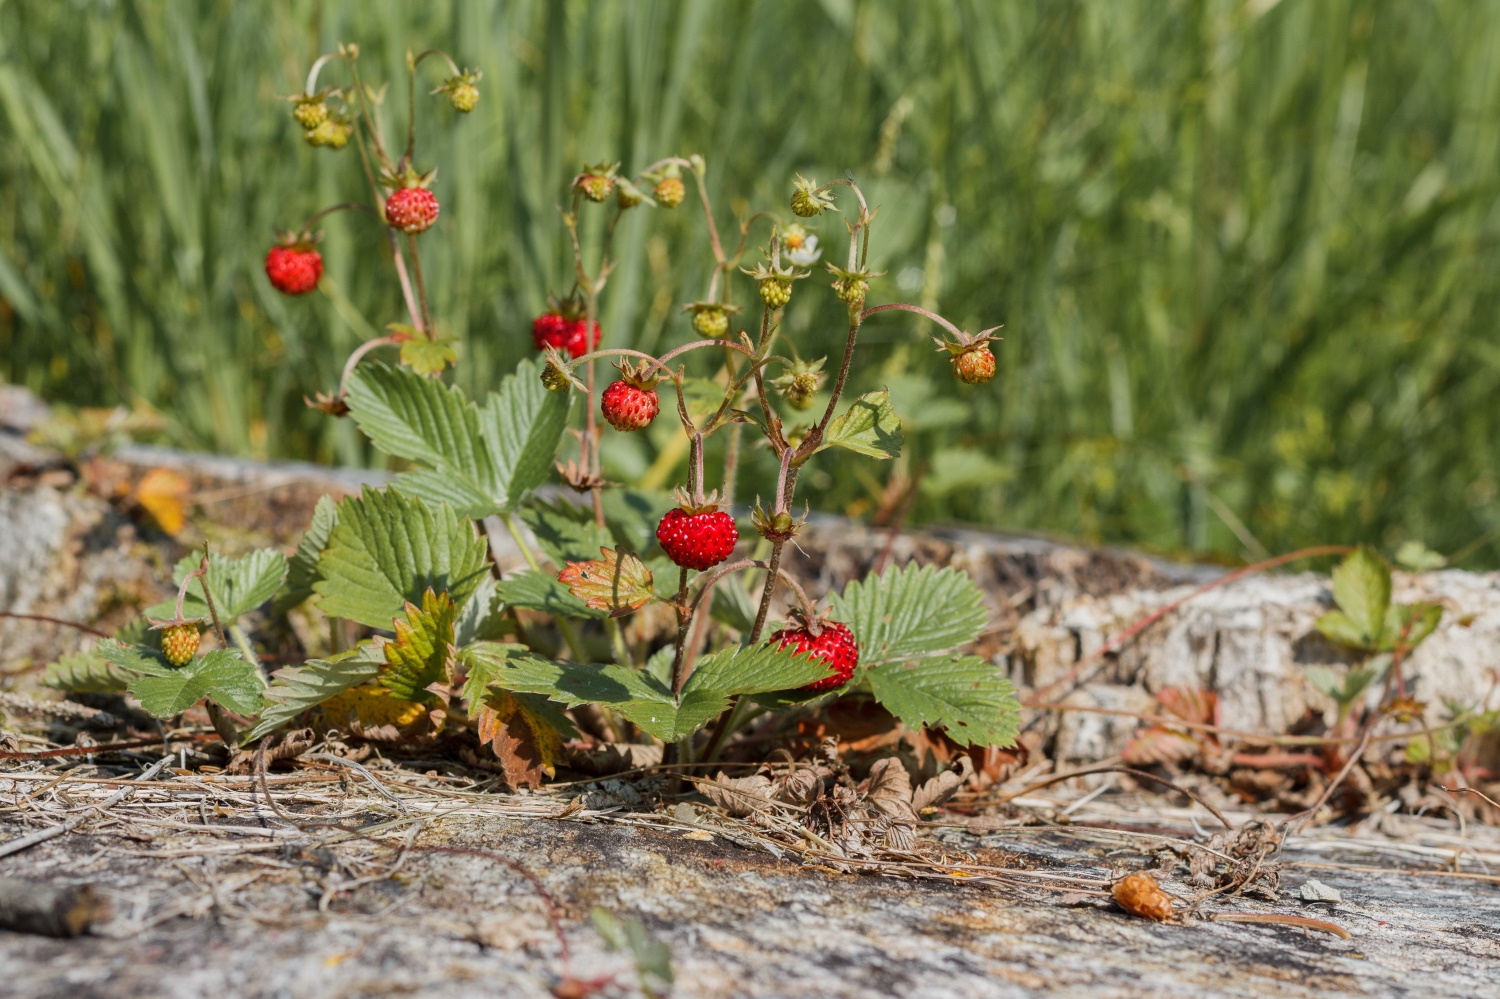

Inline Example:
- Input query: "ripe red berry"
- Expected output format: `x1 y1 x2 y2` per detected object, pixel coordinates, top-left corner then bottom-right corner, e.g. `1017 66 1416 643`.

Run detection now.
532 313 600 359
770 620 859 692
385 187 440 234
656 507 738 571
264 244 323 296
601 380 659 431
161 623 201 667
952 345 996 384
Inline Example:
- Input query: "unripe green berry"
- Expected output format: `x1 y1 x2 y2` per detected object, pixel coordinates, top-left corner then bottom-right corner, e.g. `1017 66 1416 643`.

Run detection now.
759 277 792 309
448 80 479 113
654 176 685 208
692 306 728 338
293 99 328 130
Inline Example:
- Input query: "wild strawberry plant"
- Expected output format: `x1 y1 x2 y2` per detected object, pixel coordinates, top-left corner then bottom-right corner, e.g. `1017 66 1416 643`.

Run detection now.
45 43 1021 781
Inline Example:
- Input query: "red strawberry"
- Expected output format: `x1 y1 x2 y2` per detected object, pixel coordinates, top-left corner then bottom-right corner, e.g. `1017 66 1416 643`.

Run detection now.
532 312 600 359
264 243 323 296
564 318 601 358
770 619 859 692
601 365 660 431
656 504 738 571
952 345 996 384
161 623 201 667
385 187 440 234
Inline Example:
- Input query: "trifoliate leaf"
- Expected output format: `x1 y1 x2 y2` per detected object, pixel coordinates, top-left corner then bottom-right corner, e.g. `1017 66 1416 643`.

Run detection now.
1383 601 1442 651
1328 546 1391 647
558 547 655 617
245 647 385 742
379 589 458 703
345 359 571 518
129 649 264 718
42 651 137 694
275 495 338 613
145 549 289 622
496 569 607 620
520 498 613 565
816 389 903 459
828 562 988 666
865 654 1019 747
313 486 488 629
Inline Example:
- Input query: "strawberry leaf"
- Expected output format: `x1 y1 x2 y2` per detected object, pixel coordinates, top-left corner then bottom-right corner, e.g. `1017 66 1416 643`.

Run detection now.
145 549 288 622
379 589 458 703
1327 546 1391 647
828 562 988 666
558 547 655 617
865 654 1019 747
816 389 903 459
496 569 608 620
313 486 488 630
520 497 614 565
129 649 264 718
275 495 338 613
245 647 385 742
42 651 137 694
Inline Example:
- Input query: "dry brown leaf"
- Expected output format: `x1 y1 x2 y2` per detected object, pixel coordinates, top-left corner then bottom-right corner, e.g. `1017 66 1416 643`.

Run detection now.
701 772 776 816
776 767 825 807
1122 726 1202 766
912 755 975 815
863 758 917 821
475 689 565 790
133 466 190 536
1111 872 1176 922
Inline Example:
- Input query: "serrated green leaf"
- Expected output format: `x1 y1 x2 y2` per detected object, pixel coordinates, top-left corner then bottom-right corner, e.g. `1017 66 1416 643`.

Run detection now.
346 360 571 518
145 549 288 622
476 357 573 512
42 651 137 693
1383 601 1442 651
276 495 338 612
461 641 678 739
1330 546 1390 645
313 486 489 629
399 336 458 377
454 574 509 645
866 654 1019 747
521 498 613 566
129 649 264 718
1315 610 1374 651
496 569 608 619
379 589 457 702
829 562 989 666
816 389 903 459
245 646 385 742
602 489 677 554
672 643 831 738
96 637 178 677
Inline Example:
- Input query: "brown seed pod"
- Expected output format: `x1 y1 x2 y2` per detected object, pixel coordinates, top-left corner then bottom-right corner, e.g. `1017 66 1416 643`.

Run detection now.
1111 872 1176 922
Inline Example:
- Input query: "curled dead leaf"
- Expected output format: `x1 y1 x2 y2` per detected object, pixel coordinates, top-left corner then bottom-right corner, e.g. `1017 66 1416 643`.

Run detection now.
476 689 565 790
863 757 917 821
702 772 776 816
912 755 975 815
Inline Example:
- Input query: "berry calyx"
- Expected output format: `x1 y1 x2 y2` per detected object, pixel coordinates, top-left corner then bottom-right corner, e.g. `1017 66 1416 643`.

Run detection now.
751 502 806 542
265 237 324 296
790 174 836 218
654 175 685 208
770 357 825 411
656 501 738 571
160 623 201 667
952 344 997 385
770 618 859 692
306 118 351 149
385 186 440 234
600 361 661 431
437 70 482 113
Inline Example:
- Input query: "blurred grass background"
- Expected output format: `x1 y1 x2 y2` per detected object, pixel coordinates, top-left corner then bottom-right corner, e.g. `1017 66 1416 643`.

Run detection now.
4 0 1500 566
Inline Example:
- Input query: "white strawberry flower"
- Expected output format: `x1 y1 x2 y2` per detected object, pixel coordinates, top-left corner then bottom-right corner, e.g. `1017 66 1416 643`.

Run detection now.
781 224 821 267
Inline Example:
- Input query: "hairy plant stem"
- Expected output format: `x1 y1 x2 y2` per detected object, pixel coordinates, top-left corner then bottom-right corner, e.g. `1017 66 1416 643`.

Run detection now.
405 233 434 337
335 336 397 399
669 567 692 695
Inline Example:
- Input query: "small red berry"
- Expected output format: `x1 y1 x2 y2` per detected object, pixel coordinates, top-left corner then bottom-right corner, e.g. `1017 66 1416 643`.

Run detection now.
770 620 859 692
601 380 659 431
264 244 323 296
952 345 996 385
385 187 440 234
161 623 201 667
532 313 600 359
656 507 738 571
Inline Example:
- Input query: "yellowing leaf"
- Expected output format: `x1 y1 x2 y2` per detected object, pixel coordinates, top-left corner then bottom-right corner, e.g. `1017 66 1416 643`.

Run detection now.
134 466 190 535
557 547 655 616
311 682 429 740
399 335 459 377
475 688 565 789
380 588 458 704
